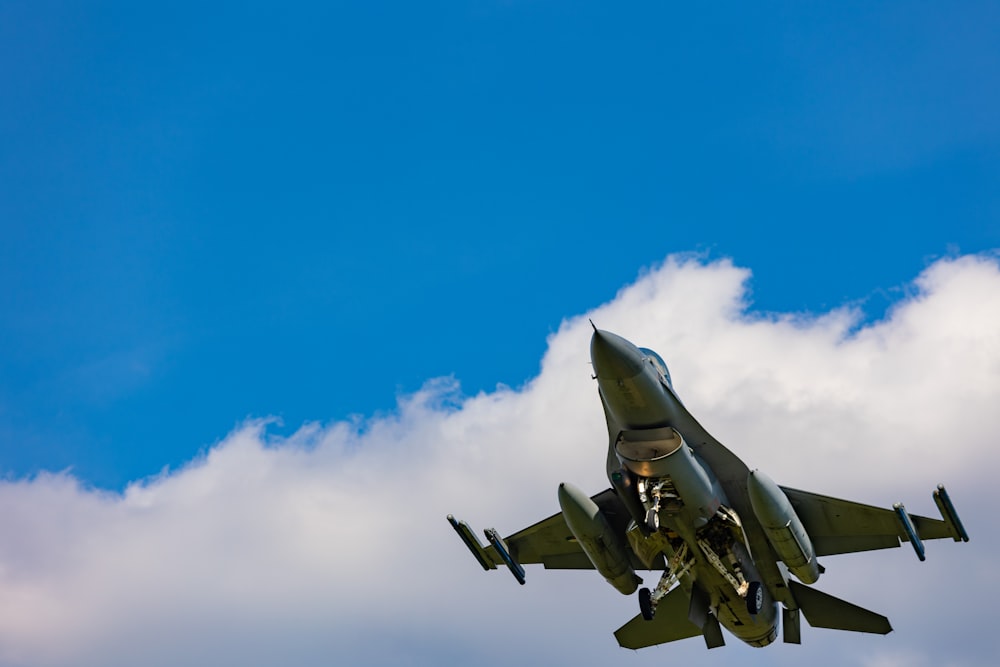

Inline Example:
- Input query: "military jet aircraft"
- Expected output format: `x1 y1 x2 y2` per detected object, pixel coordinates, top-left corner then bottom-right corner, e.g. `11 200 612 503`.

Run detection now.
448 328 969 649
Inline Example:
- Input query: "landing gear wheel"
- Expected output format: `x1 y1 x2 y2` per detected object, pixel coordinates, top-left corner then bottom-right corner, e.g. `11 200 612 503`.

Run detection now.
746 581 764 615
645 508 660 531
639 587 655 621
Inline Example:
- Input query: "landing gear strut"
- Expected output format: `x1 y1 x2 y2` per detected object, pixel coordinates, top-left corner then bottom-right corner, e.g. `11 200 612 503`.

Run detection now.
697 537 765 614
638 543 693 621
638 477 680 532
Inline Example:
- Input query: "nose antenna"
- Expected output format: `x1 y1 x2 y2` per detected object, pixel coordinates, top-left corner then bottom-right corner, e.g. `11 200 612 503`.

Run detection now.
589 320 598 378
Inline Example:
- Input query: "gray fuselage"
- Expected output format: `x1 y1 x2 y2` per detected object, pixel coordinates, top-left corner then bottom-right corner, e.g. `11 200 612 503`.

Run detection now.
591 330 779 647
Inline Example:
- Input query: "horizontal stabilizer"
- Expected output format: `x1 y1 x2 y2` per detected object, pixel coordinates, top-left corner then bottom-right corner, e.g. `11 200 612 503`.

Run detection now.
789 581 892 635
615 586 702 649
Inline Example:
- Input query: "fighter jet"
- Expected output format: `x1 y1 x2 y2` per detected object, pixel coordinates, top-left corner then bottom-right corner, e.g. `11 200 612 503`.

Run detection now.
448 329 969 649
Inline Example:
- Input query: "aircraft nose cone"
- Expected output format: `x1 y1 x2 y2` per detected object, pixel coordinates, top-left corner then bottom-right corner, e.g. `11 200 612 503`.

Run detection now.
591 329 644 379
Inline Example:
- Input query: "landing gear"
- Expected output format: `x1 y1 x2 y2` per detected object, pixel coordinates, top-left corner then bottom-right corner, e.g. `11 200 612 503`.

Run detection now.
638 543 694 622
639 587 654 621
698 537 765 614
746 581 764 615
698 538 747 597
637 477 679 532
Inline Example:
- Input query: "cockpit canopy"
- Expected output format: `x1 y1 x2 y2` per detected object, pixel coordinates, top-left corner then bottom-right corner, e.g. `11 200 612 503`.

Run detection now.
639 347 672 387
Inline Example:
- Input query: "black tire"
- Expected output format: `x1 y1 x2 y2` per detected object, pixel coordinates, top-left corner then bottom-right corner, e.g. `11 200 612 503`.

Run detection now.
639 587 654 621
746 581 764 615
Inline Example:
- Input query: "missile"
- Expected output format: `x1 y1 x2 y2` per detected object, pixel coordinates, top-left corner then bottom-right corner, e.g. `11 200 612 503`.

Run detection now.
558 482 641 595
485 527 526 584
747 471 820 584
933 484 969 542
893 503 925 561
447 515 496 571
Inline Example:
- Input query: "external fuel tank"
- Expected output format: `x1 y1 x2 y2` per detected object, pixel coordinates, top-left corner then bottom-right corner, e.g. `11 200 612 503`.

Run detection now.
558 482 641 595
747 470 820 584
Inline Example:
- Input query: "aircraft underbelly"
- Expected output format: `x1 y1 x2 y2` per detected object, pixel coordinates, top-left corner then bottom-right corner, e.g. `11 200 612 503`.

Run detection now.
697 561 779 647
612 399 784 648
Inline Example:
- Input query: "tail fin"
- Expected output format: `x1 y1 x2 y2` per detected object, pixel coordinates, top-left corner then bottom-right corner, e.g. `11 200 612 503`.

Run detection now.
789 580 892 635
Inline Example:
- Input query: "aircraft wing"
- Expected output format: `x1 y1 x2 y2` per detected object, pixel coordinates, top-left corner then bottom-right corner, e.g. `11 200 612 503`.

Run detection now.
780 486 960 557
477 488 652 570
483 505 593 569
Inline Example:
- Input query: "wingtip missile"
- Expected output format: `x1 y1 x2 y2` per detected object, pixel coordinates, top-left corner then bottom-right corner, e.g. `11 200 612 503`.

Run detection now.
933 485 969 542
447 515 496 571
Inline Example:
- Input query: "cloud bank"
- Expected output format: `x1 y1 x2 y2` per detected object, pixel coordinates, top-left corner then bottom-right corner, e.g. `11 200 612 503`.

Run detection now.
1 254 997 667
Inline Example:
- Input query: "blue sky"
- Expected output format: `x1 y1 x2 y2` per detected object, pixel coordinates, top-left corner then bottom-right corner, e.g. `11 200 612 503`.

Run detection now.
2 1 997 488
1 3 998 666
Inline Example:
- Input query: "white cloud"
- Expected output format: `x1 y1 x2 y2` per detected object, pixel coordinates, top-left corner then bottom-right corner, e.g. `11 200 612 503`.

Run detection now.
0 254 997 666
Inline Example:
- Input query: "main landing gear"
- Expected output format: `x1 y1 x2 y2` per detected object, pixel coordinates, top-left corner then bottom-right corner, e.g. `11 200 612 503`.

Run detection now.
746 581 764 615
637 543 694 621
636 539 765 620
639 587 655 621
